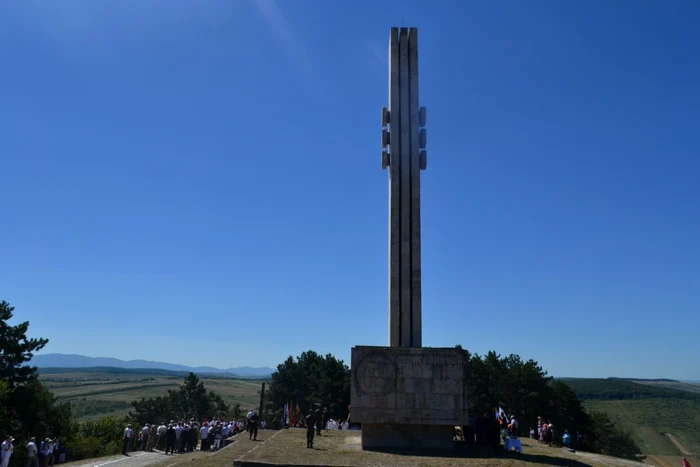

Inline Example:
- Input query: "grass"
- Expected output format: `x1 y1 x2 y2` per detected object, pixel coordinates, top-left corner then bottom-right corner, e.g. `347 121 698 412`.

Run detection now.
223 429 639 467
41 370 264 421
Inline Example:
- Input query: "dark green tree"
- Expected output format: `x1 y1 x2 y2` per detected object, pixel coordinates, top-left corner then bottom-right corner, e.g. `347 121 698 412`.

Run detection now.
268 351 350 420
232 403 243 420
177 373 209 420
129 373 229 424
0 300 49 387
588 411 641 459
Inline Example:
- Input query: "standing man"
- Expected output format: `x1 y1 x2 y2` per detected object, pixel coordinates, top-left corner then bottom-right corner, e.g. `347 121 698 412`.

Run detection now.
199 423 209 451
122 424 134 455
487 413 501 454
315 407 323 436
148 424 157 452
26 437 39 467
509 415 519 437
305 411 315 449
188 422 197 452
165 424 176 455
157 422 167 451
1 436 14 467
246 409 254 432
174 422 182 454
248 412 259 441
140 424 150 451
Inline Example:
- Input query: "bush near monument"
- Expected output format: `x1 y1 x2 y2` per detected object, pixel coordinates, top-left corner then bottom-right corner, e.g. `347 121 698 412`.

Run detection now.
267 350 351 421
128 372 230 424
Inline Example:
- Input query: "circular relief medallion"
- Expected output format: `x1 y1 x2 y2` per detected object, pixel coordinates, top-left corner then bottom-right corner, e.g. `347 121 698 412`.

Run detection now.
356 354 396 395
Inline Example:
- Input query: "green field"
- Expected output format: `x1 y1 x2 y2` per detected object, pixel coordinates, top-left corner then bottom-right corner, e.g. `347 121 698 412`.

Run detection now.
562 378 700 465
630 379 700 394
40 368 265 421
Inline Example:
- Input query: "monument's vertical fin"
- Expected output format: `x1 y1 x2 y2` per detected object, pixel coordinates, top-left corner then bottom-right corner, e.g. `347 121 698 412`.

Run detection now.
385 27 424 348
408 28 422 348
387 28 401 348
398 28 413 349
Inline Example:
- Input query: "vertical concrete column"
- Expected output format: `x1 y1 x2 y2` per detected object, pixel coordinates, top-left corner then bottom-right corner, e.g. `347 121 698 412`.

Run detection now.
382 27 426 348
408 28 422 348
387 28 402 348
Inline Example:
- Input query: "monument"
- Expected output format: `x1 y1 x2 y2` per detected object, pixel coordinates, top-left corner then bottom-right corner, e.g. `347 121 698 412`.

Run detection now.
350 27 469 450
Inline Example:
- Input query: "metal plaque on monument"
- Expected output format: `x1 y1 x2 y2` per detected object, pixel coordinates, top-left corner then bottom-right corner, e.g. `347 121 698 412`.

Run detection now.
350 27 468 450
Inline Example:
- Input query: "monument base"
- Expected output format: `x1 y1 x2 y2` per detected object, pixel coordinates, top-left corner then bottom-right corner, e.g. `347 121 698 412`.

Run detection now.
350 346 468 450
362 423 455 450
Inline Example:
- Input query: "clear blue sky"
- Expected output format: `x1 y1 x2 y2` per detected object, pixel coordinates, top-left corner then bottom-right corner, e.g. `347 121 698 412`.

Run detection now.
1 1 699 380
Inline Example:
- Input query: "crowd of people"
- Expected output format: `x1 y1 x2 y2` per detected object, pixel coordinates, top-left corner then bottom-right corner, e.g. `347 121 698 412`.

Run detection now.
1 435 65 467
458 412 519 452
529 417 584 450
121 416 255 456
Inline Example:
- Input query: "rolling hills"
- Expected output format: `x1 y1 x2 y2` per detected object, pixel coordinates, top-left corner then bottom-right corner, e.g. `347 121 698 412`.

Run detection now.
32 353 274 377
561 377 700 466
39 367 266 421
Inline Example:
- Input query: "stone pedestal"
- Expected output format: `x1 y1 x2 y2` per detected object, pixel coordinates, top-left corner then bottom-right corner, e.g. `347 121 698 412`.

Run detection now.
350 346 468 450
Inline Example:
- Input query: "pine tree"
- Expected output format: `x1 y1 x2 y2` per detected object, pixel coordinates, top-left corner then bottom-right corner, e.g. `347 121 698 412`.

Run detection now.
0 300 49 387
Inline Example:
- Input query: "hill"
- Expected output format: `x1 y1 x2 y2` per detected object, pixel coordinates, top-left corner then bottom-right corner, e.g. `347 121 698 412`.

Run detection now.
560 377 700 465
560 377 700 401
32 353 274 377
39 367 267 421
629 379 700 394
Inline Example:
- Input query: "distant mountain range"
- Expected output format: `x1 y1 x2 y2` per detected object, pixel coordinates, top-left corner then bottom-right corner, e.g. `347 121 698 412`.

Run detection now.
32 353 275 378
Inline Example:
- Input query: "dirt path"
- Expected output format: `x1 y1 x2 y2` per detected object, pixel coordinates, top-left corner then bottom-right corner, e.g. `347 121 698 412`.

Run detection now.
65 451 164 467
665 433 693 456
647 454 673 467
569 450 645 467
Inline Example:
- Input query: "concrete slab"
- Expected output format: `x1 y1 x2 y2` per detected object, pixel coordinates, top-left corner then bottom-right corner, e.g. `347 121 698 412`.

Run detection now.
350 346 468 449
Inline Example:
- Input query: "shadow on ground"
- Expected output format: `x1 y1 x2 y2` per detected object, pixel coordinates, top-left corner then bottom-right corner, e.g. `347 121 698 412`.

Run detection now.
363 443 594 467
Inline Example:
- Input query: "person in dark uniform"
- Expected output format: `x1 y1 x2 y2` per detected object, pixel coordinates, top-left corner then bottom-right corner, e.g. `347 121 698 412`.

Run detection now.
315 408 323 436
305 412 315 449
165 424 176 455
487 413 501 454
188 423 197 452
248 413 259 441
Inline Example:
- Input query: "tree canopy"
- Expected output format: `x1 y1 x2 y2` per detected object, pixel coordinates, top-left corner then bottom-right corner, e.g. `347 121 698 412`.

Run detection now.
0 300 48 387
0 300 72 448
129 372 229 424
267 350 350 420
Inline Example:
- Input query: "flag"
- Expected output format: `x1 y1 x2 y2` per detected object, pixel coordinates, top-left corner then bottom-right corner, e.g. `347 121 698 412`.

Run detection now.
282 403 288 426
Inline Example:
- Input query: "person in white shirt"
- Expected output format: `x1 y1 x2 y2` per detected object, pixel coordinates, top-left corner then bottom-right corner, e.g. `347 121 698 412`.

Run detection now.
222 424 230 438
1 436 14 467
40 438 51 465
157 422 167 450
26 438 39 467
200 424 209 451
122 424 134 455
175 424 184 454
47 438 57 466
509 415 519 437
140 424 150 451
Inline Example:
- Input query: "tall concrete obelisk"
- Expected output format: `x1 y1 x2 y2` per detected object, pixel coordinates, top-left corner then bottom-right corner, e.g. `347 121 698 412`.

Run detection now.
381 27 427 349
350 28 467 450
